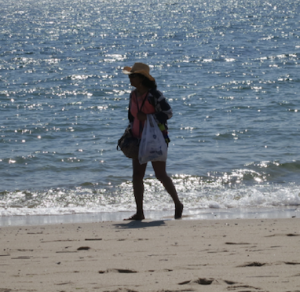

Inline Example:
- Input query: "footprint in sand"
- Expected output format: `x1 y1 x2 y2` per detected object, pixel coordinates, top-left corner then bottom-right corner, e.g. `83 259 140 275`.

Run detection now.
238 262 266 267
98 269 137 274
179 277 215 285
77 246 91 250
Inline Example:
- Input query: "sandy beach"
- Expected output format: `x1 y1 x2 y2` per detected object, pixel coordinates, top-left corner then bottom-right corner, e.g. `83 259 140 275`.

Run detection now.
1 216 300 292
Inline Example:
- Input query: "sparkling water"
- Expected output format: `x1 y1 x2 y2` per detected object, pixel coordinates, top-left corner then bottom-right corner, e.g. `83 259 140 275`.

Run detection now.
1 0 300 219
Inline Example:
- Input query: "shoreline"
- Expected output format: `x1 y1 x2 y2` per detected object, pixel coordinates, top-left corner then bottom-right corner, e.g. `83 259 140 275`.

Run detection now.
0 206 298 227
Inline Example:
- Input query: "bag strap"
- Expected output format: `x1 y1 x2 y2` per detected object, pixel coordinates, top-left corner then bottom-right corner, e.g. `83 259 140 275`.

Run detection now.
135 90 148 112
135 91 148 136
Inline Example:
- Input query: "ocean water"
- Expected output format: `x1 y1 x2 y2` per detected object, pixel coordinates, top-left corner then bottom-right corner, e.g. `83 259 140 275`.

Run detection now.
1 0 300 222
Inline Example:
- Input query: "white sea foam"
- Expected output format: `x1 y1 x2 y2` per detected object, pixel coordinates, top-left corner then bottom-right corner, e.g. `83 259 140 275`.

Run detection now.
1 179 299 217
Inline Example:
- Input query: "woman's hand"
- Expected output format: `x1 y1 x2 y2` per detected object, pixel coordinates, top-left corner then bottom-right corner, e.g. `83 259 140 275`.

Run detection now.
137 111 147 121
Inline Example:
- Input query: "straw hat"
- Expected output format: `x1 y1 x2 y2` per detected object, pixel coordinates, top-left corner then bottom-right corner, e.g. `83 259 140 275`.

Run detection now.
123 63 155 81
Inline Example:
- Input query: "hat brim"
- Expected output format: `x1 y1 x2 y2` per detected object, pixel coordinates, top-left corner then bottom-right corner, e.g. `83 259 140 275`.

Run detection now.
122 66 155 81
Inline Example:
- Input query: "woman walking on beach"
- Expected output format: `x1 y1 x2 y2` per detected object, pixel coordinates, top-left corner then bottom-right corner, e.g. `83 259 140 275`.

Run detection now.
123 63 183 221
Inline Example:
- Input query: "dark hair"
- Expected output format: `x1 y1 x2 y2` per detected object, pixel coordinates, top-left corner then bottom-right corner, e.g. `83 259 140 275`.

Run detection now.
136 74 157 89
142 77 157 90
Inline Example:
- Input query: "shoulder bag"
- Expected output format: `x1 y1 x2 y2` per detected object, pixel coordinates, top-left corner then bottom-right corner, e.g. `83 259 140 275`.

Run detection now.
117 92 147 159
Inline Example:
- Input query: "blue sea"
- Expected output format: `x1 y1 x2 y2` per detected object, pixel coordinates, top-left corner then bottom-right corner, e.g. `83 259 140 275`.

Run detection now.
1 0 300 225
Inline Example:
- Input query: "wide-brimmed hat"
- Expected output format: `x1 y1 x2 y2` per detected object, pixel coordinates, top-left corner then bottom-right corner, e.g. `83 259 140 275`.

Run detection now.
122 63 155 81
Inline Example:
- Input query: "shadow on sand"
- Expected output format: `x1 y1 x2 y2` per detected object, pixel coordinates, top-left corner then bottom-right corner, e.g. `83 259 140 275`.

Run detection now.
113 220 166 229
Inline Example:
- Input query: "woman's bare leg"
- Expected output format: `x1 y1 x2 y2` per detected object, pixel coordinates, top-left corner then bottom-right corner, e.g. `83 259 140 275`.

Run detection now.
152 161 183 219
124 158 147 220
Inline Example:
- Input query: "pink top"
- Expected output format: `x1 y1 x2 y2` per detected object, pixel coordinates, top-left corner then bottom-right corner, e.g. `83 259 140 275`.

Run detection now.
130 91 155 138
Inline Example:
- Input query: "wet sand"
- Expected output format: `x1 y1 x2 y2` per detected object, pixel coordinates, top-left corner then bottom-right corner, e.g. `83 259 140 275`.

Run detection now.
1 207 298 227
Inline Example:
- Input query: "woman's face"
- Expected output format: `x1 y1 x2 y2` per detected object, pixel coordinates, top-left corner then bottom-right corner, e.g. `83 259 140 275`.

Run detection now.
129 74 144 88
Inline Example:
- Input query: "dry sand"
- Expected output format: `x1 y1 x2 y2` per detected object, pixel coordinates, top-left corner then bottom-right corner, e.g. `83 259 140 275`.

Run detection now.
1 217 300 292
